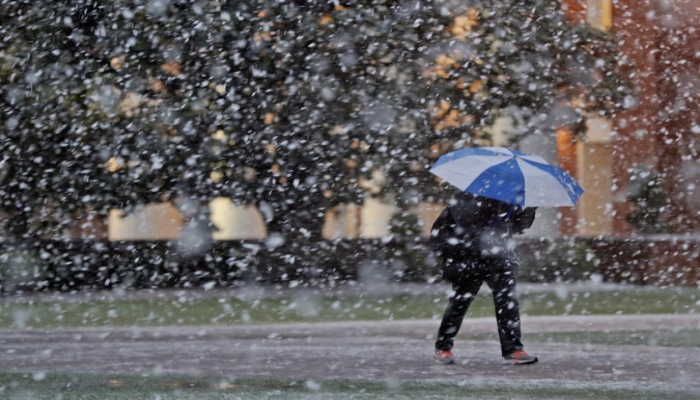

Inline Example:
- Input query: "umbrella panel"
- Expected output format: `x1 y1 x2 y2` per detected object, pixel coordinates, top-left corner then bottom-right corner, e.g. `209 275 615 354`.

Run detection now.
430 147 584 207
464 158 527 205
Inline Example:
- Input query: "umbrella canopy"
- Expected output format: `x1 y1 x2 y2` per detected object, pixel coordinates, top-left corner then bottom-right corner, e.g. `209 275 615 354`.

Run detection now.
429 146 583 207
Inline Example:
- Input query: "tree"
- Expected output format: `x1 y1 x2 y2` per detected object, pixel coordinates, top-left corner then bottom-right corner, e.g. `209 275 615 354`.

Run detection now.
217 0 427 240
0 0 116 239
1 0 631 245
374 0 634 208
626 164 668 234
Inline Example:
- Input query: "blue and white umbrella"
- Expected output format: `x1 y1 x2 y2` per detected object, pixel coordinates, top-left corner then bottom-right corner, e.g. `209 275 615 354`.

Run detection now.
430 146 583 207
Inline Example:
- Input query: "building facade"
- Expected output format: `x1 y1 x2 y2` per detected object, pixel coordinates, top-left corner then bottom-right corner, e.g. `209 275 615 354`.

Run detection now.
560 0 700 236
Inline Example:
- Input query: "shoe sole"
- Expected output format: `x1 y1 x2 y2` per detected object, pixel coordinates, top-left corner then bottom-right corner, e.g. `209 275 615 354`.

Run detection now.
435 358 455 364
504 357 538 365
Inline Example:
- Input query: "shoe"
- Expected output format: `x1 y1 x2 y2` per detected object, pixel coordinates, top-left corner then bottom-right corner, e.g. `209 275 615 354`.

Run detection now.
504 349 538 365
435 349 455 364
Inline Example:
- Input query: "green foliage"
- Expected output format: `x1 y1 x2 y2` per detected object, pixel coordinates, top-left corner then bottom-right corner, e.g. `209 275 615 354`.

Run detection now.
0 247 44 294
1 372 698 400
519 238 601 283
388 211 423 238
626 164 669 234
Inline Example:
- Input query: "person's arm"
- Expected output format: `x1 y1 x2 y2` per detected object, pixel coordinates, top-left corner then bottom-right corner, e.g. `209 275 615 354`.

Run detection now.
512 207 537 234
429 208 454 259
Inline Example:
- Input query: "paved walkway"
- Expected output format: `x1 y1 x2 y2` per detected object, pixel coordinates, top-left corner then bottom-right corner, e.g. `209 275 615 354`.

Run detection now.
1 314 699 391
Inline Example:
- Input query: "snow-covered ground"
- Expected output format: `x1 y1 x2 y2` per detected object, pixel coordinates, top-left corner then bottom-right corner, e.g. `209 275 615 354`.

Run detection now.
1 282 698 393
1 313 699 392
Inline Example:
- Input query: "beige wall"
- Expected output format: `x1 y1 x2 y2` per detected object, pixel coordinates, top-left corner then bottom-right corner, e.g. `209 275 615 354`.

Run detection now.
323 203 362 238
108 200 453 241
324 200 443 239
210 198 267 240
360 198 396 238
109 199 268 241
108 203 182 240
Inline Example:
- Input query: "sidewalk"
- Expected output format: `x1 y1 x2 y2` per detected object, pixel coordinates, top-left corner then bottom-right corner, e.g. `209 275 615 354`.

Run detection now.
2 279 699 390
1 314 699 391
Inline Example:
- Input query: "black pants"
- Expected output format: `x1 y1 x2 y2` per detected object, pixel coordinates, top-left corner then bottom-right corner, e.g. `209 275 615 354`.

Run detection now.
435 256 523 357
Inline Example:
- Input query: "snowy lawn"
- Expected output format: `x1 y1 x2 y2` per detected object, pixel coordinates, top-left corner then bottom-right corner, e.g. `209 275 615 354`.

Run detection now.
1 372 698 400
1 285 698 329
1 285 699 400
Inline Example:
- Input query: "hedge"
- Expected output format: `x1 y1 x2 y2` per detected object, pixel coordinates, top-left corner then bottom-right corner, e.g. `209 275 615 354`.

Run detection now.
1 236 698 294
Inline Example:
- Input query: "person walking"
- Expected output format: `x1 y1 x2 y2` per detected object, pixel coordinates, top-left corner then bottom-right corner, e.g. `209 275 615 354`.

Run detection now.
430 191 538 365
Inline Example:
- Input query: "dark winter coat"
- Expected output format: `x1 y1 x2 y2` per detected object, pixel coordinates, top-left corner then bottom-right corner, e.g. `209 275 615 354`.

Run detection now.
430 193 536 262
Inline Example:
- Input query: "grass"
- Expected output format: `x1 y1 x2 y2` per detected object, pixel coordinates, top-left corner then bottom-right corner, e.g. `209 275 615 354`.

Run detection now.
1 285 698 329
1 372 698 400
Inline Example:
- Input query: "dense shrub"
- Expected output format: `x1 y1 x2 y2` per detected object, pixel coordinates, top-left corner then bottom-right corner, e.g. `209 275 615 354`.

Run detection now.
0 236 697 294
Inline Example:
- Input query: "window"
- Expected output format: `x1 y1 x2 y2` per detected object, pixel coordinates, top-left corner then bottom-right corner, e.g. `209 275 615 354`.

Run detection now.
587 0 612 31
